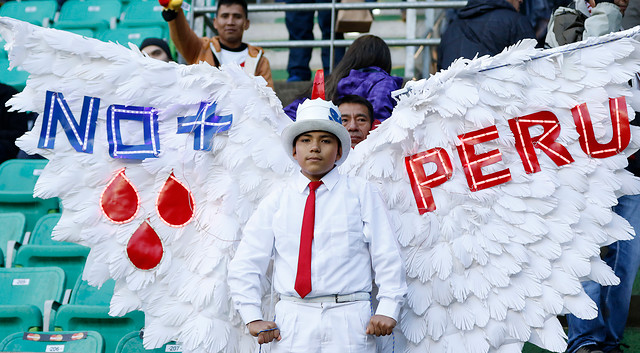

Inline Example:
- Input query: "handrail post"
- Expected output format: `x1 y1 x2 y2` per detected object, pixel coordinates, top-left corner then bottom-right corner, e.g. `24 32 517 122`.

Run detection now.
404 0 416 78
330 0 337 74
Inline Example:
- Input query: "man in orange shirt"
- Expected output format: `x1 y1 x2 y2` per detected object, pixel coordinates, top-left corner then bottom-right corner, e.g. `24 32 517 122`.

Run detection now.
160 0 274 87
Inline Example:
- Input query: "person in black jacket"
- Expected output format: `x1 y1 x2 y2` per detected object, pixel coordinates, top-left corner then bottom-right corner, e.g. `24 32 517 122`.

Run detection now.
0 83 31 164
437 0 536 70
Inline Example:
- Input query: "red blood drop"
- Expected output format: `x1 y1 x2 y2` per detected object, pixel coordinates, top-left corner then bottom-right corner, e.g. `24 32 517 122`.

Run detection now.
156 172 195 227
127 220 163 270
101 169 139 224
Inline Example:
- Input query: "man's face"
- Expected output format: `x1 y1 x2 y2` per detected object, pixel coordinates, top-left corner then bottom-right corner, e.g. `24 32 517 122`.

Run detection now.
339 102 372 148
506 0 522 12
293 131 342 181
213 4 249 48
142 45 170 62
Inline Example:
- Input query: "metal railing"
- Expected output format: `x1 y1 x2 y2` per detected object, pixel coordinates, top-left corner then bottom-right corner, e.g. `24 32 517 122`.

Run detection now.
188 0 467 78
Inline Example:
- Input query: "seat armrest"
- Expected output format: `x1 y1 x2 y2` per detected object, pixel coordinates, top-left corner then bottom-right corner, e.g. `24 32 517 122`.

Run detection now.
5 240 21 268
43 300 62 332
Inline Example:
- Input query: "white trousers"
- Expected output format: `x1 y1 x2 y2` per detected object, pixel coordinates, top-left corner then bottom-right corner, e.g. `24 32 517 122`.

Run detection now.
268 299 376 353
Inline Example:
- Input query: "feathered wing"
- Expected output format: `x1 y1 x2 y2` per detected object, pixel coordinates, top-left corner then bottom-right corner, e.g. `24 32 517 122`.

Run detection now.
0 17 296 353
341 29 640 353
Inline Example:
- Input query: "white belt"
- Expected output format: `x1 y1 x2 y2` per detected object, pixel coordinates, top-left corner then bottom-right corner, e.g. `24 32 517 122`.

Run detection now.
280 292 370 303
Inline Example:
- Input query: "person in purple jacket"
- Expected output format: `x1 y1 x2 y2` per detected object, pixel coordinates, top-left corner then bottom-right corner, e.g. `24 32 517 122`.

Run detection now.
284 35 403 126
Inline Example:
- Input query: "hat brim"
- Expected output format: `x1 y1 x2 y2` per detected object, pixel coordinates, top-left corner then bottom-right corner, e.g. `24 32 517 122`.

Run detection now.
282 119 351 166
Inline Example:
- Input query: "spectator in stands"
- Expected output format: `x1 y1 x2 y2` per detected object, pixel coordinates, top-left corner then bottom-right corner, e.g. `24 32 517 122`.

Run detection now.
285 35 402 125
437 0 535 70
0 83 31 163
282 0 345 82
140 37 174 62
335 94 374 148
546 2 636 353
159 0 274 87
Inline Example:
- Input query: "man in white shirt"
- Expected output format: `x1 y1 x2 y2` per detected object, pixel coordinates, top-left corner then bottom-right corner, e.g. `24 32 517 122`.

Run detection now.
228 99 407 352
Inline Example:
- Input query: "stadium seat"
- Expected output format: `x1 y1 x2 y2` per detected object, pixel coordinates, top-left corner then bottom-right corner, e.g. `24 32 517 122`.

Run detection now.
119 0 167 30
0 267 66 342
53 276 145 353
65 28 96 38
0 0 58 27
0 160 60 232
13 214 89 292
115 331 181 353
55 0 122 33
0 37 7 58
0 212 26 267
0 330 104 353
0 57 29 91
55 289 145 353
99 26 164 47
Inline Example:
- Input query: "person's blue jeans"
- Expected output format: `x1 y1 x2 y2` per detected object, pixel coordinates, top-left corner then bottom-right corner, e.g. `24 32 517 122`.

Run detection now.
566 194 640 353
284 0 345 81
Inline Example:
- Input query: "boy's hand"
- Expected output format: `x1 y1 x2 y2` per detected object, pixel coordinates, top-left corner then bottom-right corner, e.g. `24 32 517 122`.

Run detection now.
247 320 281 344
366 315 396 336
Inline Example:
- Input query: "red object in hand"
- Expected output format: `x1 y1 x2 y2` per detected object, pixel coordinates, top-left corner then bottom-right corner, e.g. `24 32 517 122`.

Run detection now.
158 0 170 8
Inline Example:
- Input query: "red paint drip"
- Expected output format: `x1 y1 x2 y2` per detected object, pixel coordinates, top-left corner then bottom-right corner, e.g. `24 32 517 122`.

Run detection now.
127 220 163 270
101 168 139 224
157 172 195 227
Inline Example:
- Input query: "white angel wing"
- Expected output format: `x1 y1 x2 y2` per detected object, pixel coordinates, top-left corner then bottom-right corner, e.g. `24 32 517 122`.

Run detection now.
0 17 296 353
341 29 640 352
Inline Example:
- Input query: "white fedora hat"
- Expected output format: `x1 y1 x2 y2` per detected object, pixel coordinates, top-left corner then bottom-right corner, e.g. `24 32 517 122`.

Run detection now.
281 98 351 166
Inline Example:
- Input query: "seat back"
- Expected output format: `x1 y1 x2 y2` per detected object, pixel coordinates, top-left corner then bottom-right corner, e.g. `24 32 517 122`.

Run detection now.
0 212 26 262
0 331 104 353
0 36 7 58
0 57 29 91
99 26 164 47
0 160 60 231
0 305 43 344
70 277 116 306
55 0 122 31
119 0 167 29
115 331 181 353
0 267 65 312
29 213 74 246
0 0 58 27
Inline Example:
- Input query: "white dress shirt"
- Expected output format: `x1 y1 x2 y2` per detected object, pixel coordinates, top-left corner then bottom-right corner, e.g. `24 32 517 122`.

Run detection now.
228 167 407 324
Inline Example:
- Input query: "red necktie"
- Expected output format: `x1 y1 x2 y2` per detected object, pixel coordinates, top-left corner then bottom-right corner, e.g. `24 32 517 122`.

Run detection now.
294 181 323 298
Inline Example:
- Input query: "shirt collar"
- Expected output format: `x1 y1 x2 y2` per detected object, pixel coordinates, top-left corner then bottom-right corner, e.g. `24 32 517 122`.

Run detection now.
295 167 340 193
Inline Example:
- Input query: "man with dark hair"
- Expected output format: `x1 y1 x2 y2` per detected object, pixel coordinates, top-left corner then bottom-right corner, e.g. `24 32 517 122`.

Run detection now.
140 37 174 62
159 0 273 87
334 94 374 148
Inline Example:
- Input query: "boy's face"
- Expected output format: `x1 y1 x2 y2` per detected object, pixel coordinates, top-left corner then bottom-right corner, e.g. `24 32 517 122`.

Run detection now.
213 4 250 48
293 131 342 181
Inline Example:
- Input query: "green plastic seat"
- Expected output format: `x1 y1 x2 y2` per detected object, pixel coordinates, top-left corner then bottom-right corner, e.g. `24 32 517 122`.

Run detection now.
54 276 145 353
0 330 104 353
99 26 164 47
115 331 182 353
0 160 60 232
0 212 26 267
0 37 7 58
0 57 29 91
65 28 96 38
70 277 116 306
55 0 122 32
55 309 145 353
0 0 58 27
14 214 89 291
0 267 66 342
119 0 168 29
